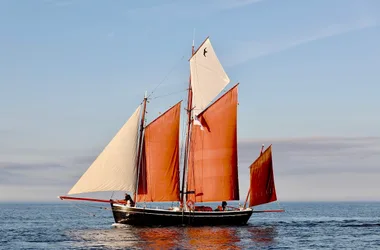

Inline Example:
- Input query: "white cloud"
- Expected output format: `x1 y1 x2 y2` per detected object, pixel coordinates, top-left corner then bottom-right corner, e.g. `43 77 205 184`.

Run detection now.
43 0 73 7
218 0 264 10
107 31 115 39
225 16 379 67
126 0 266 20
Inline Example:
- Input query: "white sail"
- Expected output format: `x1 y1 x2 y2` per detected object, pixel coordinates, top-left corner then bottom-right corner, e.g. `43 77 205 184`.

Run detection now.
68 106 141 195
190 37 230 113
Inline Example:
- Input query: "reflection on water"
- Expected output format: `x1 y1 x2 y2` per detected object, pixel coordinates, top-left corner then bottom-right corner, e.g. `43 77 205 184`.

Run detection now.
135 227 182 249
248 226 277 243
185 227 240 249
64 224 277 249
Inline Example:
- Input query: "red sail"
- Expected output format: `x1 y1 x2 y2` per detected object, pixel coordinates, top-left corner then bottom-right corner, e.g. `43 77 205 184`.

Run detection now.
187 85 239 202
137 102 181 202
249 145 277 207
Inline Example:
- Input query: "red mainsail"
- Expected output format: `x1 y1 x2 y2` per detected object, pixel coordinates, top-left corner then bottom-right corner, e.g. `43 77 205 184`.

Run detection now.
137 102 181 202
187 85 239 202
249 145 277 207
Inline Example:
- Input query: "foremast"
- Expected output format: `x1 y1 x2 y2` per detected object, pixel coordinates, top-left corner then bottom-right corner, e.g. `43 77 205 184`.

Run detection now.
134 92 148 203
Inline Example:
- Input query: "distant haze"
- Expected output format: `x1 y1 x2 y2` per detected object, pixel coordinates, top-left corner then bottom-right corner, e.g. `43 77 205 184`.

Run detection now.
0 137 379 202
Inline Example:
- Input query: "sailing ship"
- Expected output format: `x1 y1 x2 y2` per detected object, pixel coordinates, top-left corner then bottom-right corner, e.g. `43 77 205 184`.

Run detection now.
59 37 284 226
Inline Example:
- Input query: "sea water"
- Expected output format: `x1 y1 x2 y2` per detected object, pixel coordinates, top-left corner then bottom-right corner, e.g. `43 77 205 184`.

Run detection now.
0 202 379 249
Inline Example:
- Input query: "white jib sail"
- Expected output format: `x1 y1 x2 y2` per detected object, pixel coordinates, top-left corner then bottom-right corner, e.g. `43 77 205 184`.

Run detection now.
190 37 230 113
68 105 141 195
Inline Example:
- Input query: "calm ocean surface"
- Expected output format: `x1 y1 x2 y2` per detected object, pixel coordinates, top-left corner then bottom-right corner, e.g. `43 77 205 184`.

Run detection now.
0 202 379 249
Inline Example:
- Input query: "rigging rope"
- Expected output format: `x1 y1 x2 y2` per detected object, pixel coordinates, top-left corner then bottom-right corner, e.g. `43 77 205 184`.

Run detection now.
276 200 284 210
66 200 111 217
151 89 187 99
147 55 185 99
68 201 96 217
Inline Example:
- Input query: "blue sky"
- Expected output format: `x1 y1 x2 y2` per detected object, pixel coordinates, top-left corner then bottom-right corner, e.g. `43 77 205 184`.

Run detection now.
0 0 379 202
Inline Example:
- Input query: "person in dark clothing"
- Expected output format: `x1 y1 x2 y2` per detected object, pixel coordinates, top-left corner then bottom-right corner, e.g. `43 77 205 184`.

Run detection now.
124 194 135 207
222 201 227 211
215 201 228 211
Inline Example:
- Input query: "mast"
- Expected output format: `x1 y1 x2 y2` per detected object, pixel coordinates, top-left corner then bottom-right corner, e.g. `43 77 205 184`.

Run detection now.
180 41 195 205
134 92 148 202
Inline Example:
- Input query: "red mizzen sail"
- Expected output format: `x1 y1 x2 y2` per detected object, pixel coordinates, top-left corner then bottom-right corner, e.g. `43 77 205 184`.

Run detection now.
249 145 277 207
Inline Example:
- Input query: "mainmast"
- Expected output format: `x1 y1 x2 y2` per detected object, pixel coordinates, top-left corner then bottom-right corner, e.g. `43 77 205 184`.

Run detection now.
134 92 148 203
180 41 195 205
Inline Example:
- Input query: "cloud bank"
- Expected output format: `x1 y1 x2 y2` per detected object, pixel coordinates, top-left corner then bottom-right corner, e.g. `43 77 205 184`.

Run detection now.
238 137 380 201
0 136 379 202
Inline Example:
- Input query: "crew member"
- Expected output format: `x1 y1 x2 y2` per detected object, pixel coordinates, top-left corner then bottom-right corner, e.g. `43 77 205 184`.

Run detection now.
124 194 135 207
215 201 228 211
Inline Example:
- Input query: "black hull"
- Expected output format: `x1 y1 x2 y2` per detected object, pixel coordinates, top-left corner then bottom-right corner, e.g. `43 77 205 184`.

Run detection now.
111 204 253 226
